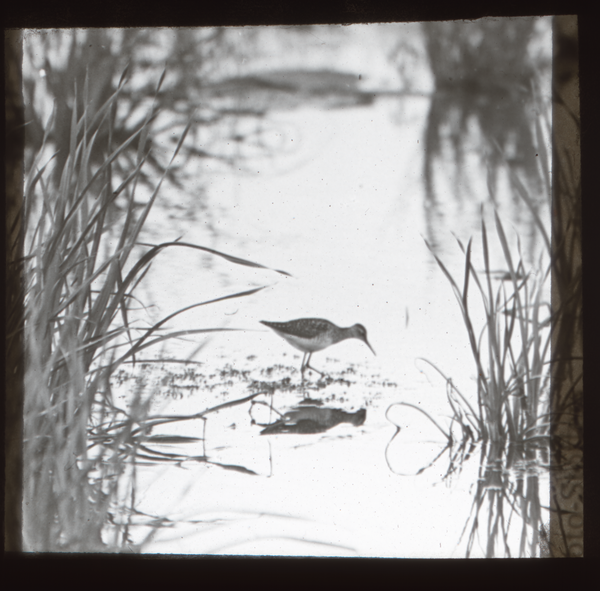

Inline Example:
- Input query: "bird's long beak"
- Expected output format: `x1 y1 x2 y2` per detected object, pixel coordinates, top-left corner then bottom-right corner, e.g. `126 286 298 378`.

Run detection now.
364 339 376 356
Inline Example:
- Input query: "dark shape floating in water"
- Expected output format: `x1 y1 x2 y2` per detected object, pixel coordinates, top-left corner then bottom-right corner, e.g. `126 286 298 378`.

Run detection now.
261 405 367 435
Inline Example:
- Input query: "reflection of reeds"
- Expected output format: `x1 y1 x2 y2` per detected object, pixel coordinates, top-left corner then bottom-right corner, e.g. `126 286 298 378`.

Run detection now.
420 19 543 205
22 29 263 201
17 65 285 551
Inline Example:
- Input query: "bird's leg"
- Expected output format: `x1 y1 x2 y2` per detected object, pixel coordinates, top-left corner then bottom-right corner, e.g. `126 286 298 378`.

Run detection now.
300 353 308 397
300 352 307 380
305 353 324 378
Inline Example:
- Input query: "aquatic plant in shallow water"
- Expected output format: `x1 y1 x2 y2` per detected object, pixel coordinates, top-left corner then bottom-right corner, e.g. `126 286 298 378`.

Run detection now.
18 65 287 551
402 94 556 555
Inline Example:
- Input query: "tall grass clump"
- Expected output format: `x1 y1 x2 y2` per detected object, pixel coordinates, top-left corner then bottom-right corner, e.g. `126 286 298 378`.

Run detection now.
21 66 149 550
418 93 555 557
19 66 281 551
423 211 551 449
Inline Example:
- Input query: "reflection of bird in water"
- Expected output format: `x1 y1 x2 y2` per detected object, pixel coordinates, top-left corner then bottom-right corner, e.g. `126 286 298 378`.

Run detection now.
261 406 367 435
260 318 375 379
